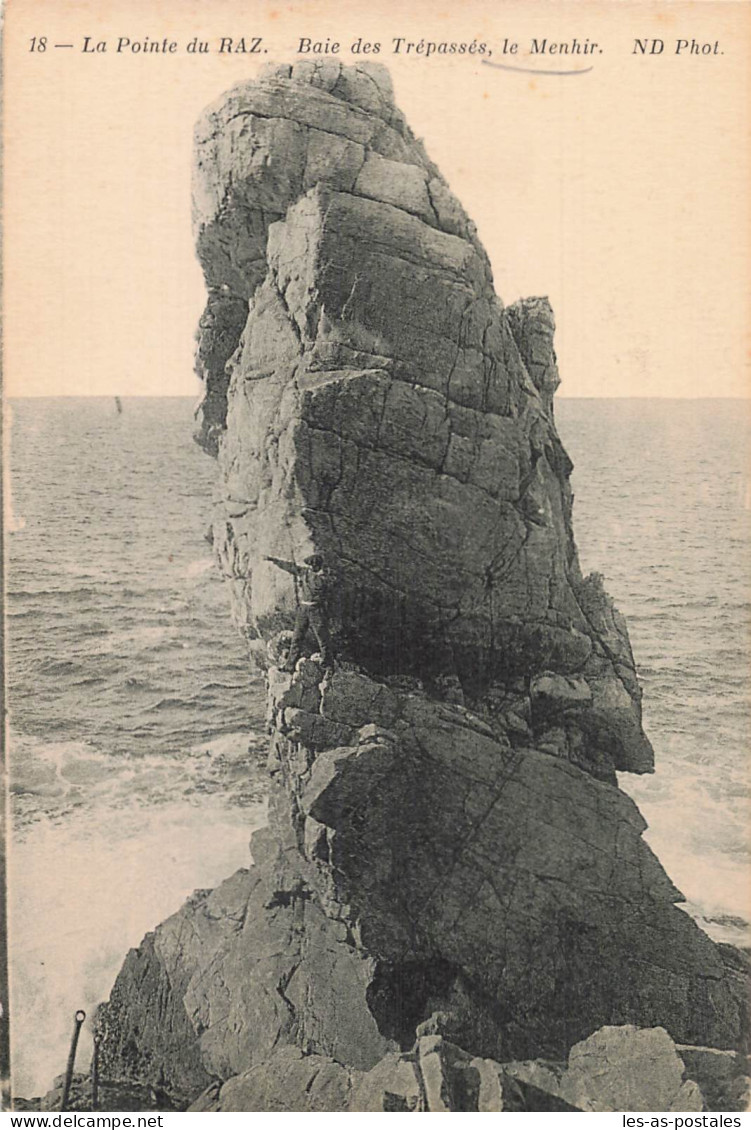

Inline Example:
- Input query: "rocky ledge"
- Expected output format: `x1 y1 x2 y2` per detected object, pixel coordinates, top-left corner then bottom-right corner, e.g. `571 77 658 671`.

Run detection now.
33 62 749 1112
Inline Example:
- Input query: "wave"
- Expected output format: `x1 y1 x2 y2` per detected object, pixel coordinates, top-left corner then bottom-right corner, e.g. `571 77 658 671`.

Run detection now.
9 796 267 1096
143 696 194 712
94 625 176 651
9 725 266 830
9 585 110 599
198 682 250 693
38 659 80 676
184 558 214 578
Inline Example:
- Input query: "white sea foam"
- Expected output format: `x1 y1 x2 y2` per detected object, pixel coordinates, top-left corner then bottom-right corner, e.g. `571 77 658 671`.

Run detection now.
10 730 265 831
184 557 215 578
93 625 177 652
9 798 267 1097
622 769 751 944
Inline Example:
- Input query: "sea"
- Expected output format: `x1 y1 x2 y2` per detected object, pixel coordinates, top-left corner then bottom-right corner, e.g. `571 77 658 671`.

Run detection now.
5 396 750 1097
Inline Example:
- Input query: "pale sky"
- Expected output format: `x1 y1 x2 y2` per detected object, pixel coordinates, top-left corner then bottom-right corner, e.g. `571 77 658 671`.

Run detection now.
3 0 750 397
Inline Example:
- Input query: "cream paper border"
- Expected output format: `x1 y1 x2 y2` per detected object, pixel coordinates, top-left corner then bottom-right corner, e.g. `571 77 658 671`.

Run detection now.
2 0 750 1111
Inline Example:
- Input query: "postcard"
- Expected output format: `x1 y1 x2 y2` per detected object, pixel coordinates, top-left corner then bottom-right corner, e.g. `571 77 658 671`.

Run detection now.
3 0 749 1115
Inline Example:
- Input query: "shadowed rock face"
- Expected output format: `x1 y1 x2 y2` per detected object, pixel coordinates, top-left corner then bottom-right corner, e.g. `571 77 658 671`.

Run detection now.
88 63 749 1113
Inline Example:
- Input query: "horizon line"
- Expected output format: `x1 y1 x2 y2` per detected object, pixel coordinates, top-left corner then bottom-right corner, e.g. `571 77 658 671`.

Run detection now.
5 393 751 401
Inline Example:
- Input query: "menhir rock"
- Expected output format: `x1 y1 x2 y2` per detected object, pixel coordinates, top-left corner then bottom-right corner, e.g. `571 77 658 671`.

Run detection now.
192 59 651 779
90 62 748 1112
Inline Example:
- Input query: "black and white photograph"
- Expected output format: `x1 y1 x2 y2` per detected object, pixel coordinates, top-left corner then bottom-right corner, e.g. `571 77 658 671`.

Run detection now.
2 0 750 1116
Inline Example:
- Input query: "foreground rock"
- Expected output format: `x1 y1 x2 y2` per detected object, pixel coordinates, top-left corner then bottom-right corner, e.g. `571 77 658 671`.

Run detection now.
502 1027 751 1113
87 61 749 1112
505 1027 703 1113
26 1021 750 1113
188 1035 582 1113
676 1046 751 1113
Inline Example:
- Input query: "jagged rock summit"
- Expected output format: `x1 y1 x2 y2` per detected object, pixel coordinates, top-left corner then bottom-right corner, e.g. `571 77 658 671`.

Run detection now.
89 62 749 1112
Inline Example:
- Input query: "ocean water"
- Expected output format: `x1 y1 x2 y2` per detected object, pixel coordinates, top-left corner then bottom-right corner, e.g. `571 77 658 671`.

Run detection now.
5 398 269 1098
556 399 751 947
5 396 750 1096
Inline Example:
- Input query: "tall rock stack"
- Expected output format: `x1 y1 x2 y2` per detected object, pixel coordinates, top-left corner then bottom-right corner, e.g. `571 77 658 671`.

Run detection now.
93 63 748 1112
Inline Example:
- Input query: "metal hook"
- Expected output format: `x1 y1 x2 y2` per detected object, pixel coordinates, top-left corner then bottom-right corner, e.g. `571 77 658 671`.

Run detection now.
61 1010 86 1111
